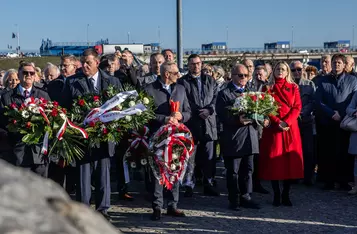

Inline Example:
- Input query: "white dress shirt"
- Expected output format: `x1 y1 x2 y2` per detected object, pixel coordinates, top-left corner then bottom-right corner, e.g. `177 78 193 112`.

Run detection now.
18 85 32 97
89 71 99 91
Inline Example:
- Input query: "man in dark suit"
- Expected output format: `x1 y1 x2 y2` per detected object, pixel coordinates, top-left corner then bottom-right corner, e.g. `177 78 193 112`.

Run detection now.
145 61 191 221
179 54 219 197
216 64 267 210
47 55 78 192
137 53 164 87
64 49 122 220
0 62 50 177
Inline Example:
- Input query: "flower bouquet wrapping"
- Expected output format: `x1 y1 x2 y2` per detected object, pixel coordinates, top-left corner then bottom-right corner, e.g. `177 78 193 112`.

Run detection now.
123 126 150 169
70 85 155 149
231 91 279 124
148 100 194 190
4 97 88 164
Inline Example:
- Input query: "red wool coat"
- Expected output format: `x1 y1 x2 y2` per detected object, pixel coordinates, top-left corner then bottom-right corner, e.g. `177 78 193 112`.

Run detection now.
258 78 304 180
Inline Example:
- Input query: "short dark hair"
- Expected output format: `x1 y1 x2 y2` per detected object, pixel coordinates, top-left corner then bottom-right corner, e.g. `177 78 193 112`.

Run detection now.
82 48 99 59
188 54 200 62
101 54 117 63
332 53 347 64
162 49 174 55
122 49 133 56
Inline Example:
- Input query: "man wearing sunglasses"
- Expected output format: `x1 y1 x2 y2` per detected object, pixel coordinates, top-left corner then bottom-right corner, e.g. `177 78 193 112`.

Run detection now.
290 60 316 186
144 61 190 221
0 62 50 177
216 64 267 211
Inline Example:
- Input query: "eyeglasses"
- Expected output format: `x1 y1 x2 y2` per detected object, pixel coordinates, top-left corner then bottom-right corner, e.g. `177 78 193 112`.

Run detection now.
232 73 249 78
291 68 302 72
22 71 35 76
169 71 180 76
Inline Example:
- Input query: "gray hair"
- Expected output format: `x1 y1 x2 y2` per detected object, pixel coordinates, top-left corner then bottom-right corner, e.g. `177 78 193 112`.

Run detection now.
44 62 60 77
231 63 247 74
213 66 225 78
160 61 177 77
3 69 17 86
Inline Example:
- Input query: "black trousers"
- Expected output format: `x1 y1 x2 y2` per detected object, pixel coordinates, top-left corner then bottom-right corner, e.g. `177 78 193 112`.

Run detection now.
299 123 315 182
224 155 254 205
317 123 353 184
152 173 179 210
195 141 215 185
48 162 76 193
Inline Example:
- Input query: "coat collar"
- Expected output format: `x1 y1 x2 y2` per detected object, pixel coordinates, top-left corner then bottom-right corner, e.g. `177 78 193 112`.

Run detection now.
76 69 110 92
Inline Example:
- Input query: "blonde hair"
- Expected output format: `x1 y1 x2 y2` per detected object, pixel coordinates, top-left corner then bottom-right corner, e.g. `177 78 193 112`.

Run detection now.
268 61 296 86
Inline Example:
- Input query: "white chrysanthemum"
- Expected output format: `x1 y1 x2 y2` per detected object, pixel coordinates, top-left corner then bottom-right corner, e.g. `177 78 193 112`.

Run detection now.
125 115 132 121
136 110 142 116
116 104 122 110
128 101 136 107
172 153 179 160
143 97 150 105
22 110 30 118
170 164 177 171
130 162 136 168
141 158 147 165
258 94 263 99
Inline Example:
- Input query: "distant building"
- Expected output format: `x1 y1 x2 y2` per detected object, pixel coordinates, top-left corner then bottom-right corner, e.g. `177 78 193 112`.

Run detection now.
40 38 109 56
324 40 350 49
144 43 161 54
201 42 227 52
264 41 290 50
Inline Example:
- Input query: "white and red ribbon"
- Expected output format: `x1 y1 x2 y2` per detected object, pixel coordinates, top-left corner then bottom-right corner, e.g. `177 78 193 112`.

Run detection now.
56 113 88 141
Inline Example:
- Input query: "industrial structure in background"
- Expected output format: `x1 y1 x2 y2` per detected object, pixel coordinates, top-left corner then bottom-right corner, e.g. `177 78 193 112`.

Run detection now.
40 39 161 56
264 41 291 50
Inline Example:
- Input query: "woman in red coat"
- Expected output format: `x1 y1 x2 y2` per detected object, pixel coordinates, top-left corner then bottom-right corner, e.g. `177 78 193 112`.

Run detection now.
259 61 304 207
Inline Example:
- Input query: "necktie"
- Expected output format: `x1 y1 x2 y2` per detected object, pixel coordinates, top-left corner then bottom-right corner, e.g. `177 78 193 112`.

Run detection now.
24 90 29 98
89 78 97 93
196 78 203 103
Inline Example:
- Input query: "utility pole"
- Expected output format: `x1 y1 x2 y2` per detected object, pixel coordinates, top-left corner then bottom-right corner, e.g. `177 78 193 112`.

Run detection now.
291 25 294 50
86 24 89 47
15 24 20 54
177 0 183 69
226 26 229 52
127 32 130 44
158 26 161 45
353 25 355 50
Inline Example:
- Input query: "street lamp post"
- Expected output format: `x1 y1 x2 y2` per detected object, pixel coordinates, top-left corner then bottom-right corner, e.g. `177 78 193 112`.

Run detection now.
15 24 20 54
127 32 130 44
177 0 183 70
86 24 89 47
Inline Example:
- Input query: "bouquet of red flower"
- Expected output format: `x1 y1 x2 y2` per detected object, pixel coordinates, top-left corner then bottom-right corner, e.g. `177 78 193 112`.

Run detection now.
70 85 155 148
4 97 88 164
149 100 194 190
231 91 279 123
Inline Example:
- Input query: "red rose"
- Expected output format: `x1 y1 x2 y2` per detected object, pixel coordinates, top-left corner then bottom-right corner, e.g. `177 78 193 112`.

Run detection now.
10 103 17 109
250 95 257 102
25 122 31 129
78 99 85 106
89 122 95 127
40 97 47 104
12 119 17 124
261 94 265 99
51 109 58 117
62 108 67 114
53 101 59 107
103 128 108 134
93 96 100 102
117 128 121 132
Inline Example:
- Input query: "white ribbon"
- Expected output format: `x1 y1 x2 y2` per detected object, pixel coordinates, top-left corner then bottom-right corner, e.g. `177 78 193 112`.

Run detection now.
98 104 147 123
84 90 139 124
41 131 49 155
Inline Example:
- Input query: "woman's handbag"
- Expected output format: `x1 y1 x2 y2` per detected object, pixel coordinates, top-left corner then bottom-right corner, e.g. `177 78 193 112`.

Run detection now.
340 115 357 131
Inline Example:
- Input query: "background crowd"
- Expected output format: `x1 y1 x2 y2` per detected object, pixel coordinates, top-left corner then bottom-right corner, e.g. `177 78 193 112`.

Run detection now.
0 49 356 221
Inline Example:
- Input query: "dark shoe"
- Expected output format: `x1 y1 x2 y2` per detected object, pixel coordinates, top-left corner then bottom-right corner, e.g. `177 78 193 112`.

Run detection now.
281 193 293 206
167 208 186 217
240 197 261 209
273 194 281 207
229 203 241 211
203 186 220 196
253 185 270 194
184 187 193 197
212 178 217 187
118 193 134 201
99 211 112 221
151 209 161 221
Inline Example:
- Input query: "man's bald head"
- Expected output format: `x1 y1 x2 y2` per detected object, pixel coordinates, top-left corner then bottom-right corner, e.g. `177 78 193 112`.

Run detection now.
346 56 355 73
